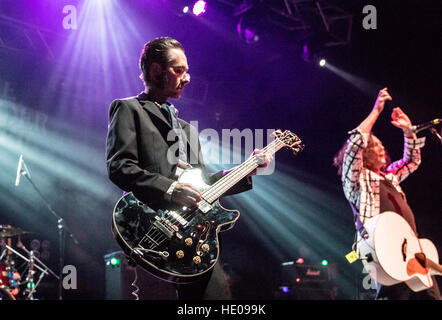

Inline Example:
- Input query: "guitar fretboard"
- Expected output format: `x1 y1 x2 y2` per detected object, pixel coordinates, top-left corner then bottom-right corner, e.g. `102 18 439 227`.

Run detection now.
201 138 285 203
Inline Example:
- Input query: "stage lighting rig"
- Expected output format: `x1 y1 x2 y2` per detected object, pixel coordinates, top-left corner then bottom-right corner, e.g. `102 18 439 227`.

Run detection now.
193 0 207 16
180 1 208 17
217 0 352 50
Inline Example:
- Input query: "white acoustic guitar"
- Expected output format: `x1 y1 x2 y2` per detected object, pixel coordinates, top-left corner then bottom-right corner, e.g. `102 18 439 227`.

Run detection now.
357 211 442 292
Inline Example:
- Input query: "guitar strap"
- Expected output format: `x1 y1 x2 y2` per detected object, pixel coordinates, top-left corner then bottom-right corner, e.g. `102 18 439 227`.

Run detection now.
349 202 368 239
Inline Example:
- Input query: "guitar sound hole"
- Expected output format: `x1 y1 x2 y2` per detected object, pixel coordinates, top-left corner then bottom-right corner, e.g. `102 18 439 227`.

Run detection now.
401 238 408 262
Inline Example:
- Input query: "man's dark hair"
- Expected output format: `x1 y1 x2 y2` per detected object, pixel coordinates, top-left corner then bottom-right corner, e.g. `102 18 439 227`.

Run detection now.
139 37 184 86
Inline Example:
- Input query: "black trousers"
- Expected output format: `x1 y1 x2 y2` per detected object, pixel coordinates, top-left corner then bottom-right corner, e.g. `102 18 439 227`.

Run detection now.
376 276 441 300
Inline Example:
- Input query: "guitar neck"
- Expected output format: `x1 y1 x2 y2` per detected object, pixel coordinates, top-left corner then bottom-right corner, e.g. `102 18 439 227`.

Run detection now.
427 259 442 276
415 253 442 276
202 138 285 203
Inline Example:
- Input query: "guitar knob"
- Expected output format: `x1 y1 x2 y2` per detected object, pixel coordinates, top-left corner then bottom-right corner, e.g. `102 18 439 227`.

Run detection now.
184 238 193 246
193 256 201 264
176 250 184 259
201 244 210 252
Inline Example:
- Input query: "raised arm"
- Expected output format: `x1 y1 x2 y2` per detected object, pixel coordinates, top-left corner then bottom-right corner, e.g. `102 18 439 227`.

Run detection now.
357 87 392 133
386 107 426 182
341 88 391 202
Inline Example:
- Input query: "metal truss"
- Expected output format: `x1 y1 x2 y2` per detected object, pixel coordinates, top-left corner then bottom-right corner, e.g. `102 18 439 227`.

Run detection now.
217 0 353 47
0 14 58 60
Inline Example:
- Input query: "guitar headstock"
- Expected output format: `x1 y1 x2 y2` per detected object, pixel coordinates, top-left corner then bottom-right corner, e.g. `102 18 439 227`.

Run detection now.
272 129 305 155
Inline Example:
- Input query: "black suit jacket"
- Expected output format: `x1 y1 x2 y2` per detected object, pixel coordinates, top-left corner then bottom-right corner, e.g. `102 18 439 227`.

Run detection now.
106 92 252 209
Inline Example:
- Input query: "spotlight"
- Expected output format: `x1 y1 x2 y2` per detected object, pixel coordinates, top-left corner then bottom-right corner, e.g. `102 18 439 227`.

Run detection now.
236 16 259 44
321 259 328 266
182 6 189 14
319 59 326 67
192 0 207 16
281 286 289 293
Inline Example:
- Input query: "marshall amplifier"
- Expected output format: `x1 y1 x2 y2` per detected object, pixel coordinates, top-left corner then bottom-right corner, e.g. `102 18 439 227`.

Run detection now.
281 263 330 285
278 262 335 300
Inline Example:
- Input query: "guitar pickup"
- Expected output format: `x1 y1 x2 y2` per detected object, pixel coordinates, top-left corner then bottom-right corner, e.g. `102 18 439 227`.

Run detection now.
166 210 189 227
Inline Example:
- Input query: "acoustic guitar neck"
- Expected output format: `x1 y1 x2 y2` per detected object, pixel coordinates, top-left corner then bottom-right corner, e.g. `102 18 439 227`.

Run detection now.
415 252 442 276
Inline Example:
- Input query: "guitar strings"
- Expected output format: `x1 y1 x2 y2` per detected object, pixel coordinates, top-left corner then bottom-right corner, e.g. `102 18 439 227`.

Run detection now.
180 139 283 222
202 138 284 203
201 140 278 202
178 138 285 223
140 135 295 251
146 140 280 246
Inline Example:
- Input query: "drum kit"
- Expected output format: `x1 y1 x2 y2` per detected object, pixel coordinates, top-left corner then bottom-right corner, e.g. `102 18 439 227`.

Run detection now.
0 224 59 300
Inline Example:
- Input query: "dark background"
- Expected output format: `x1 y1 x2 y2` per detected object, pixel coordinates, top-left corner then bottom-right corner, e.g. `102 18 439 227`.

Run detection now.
0 0 440 299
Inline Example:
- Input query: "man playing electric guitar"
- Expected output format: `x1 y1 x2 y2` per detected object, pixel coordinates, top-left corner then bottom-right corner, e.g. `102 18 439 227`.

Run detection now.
106 37 272 299
334 87 440 300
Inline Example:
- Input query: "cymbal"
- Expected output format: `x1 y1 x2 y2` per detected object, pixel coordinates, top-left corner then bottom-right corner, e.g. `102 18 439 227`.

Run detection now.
0 225 27 238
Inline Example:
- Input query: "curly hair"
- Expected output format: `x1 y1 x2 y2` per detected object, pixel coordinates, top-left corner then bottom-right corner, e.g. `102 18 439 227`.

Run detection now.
139 37 184 87
333 133 391 176
333 139 350 176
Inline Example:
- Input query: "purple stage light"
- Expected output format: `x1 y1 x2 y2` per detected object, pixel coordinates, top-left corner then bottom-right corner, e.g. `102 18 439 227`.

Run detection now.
244 28 258 42
236 16 259 44
281 286 289 293
192 0 207 16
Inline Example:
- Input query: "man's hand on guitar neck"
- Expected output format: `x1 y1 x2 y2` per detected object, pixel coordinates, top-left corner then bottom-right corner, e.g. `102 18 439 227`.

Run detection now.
222 148 273 178
248 148 273 176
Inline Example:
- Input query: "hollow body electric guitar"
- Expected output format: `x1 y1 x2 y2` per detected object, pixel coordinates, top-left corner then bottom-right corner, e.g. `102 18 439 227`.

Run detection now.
357 211 442 292
112 130 304 283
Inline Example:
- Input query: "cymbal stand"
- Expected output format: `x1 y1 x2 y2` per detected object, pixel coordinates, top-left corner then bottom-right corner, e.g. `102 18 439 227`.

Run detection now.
17 241 59 280
24 250 35 300
3 242 59 300
27 269 45 300
0 245 6 261
1 243 56 278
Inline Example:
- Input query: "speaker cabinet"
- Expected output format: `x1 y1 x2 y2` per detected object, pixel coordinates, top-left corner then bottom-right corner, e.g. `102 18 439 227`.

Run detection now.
104 251 177 300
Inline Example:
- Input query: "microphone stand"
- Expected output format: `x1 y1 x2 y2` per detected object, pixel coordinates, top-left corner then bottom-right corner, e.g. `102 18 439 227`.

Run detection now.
17 159 79 300
430 128 442 145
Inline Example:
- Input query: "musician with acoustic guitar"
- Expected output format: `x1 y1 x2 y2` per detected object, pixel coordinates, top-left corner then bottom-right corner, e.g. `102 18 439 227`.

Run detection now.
334 87 440 300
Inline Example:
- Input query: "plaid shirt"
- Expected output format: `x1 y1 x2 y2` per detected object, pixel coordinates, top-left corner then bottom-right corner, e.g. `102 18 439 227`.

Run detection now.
341 128 426 227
